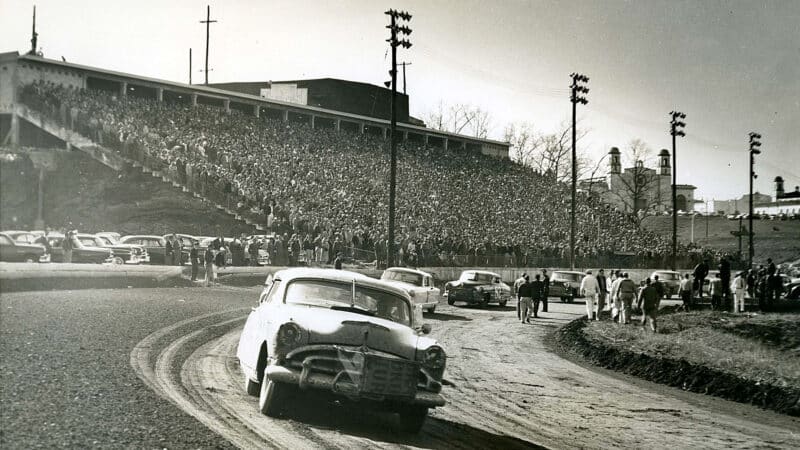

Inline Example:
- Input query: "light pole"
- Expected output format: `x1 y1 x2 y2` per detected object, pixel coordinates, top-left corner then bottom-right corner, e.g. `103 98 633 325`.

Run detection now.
748 132 762 269
385 9 412 267
569 73 589 270
670 111 686 270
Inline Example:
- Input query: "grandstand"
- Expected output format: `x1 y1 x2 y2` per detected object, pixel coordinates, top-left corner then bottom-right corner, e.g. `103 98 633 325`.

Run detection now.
0 52 730 268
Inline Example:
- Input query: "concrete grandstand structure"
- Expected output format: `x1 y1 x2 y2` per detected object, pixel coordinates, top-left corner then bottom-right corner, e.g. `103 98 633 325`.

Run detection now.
0 52 509 159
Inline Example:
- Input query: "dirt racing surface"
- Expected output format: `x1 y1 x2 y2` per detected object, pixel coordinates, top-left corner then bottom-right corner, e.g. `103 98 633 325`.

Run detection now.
2 287 800 449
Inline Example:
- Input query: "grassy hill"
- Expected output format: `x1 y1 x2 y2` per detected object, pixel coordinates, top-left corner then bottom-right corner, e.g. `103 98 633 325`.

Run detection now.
642 215 800 265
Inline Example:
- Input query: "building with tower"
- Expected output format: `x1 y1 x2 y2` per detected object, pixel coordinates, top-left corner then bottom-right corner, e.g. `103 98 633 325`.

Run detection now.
579 147 697 216
752 176 800 215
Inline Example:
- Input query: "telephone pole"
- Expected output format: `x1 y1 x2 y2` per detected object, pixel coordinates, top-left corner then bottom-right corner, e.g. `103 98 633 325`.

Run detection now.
670 111 686 270
199 5 217 85
28 6 38 56
399 62 412 95
748 132 762 268
569 73 589 270
384 9 412 267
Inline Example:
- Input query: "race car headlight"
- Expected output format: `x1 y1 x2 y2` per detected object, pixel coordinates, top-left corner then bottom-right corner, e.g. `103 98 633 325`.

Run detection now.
421 345 446 370
276 322 304 349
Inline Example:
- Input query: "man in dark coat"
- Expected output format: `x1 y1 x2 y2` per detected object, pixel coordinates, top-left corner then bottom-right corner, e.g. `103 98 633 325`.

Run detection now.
540 269 550 312
189 242 200 281
596 269 608 319
637 278 660 332
693 259 709 300
719 256 731 301
530 274 545 318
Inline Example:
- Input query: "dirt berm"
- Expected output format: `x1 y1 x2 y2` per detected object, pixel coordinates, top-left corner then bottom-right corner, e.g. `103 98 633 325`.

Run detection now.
553 317 800 417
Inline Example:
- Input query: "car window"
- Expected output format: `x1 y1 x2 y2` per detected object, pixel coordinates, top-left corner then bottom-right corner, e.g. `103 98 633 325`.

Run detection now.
382 270 423 286
99 236 114 246
79 238 97 247
14 234 36 244
284 279 410 326
0 235 12 245
260 280 282 304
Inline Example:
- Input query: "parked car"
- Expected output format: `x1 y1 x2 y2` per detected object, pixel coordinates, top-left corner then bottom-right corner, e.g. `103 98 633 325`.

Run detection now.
380 267 440 313
0 232 49 263
46 234 113 264
76 234 148 265
4 230 41 244
443 270 511 307
119 235 169 264
236 268 446 432
649 270 682 298
548 270 585 303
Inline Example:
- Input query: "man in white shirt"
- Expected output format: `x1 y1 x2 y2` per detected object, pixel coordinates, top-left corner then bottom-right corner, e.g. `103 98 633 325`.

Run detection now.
609 271 624 322
580 270 600 320
514 273 528 320
732 271 747 313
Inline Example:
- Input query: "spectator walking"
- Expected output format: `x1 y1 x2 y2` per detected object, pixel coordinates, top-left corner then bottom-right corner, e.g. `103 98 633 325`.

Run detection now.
617 273 637 325
580 270 600 320
652 274 665 307
610 271 623 322
679 273 693 311
637 278 659 332
171 234 182 266
517 275 533 323
709 273 723 310
596 269 608 319
732 271 746 313
531 274 545 317
719 256 731 304
190 241 200 281
514 273 528 320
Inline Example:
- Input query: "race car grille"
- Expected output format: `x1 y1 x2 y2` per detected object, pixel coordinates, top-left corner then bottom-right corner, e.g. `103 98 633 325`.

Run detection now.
362 354 418 397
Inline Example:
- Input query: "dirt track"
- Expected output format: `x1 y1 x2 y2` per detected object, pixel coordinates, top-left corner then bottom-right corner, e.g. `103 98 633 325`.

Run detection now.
131 297 800 449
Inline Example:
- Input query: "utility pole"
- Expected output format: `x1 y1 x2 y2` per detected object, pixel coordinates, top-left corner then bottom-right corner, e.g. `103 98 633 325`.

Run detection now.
569 73 589 270
28 6 38 55
670 111 686 270
384 9 412 267
399 62 412 95
748 132 762 268
189 48 192 85
199 5 217 85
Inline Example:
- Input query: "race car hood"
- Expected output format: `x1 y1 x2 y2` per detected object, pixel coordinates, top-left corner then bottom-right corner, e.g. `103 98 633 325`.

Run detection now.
286 306 419 360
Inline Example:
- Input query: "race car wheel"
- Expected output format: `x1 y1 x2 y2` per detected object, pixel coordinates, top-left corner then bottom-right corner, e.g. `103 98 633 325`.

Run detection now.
24 254 36 263
258 372 289 416
245 374 260 396
112 256 125 265
427 305 436 314
560 297 568 303
499 300 507 307
447 298 455 306
398 406 428 433
481 294 491 308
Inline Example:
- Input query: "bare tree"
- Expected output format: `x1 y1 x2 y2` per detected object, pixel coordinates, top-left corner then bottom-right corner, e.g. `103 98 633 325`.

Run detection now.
504 120 591 182
424 102 493 138
608 139 661 224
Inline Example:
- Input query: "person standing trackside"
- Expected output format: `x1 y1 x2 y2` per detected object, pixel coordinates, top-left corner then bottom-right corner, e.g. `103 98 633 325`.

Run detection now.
617 273 637 324
610 271 624 322
732 271 746 313
679 273 693 311
596 269 608 320
693 258 709 300
710 273 723 310
531 274 545 318
514 273 528 320
541 269 550 313
171 233 182 266
62 230 74 263
165 235 174 267
204 246 215 287
190 241 200 281
637 278 659 332
580 270 600 320
517 275 533 323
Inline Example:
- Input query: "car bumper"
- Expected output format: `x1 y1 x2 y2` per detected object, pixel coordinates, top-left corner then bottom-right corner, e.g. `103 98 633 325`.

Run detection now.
265 365 446 408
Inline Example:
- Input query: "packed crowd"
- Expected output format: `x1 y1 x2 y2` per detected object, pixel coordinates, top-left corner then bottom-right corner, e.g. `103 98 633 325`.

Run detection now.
20 81 727 268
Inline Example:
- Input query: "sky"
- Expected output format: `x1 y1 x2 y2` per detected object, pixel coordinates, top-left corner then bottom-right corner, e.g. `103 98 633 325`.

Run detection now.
1 0 798 202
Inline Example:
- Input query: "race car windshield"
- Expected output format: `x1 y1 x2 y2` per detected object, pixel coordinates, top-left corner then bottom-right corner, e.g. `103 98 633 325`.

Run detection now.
470 273 495 283
285 279 411 326
382 270 423 286
553 273 582 282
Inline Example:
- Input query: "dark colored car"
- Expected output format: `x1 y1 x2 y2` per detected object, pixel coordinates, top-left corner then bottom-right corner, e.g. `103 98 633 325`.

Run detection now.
0 232 49 263
549 270 585 303
76 234 148 265
443 270 511 307
46 234 113 264
649 270 682 298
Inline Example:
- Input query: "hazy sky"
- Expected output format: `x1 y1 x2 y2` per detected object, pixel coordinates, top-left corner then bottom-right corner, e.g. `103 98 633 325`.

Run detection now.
1 0 798 201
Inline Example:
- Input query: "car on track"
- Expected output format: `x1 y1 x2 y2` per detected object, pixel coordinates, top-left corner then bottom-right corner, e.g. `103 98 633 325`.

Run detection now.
548 270 585 303
443 270 511 307
380 267 440 313
237 268 446 432
46 234 113 264
76 234 149 265
0 232 49 263
649 270 682 298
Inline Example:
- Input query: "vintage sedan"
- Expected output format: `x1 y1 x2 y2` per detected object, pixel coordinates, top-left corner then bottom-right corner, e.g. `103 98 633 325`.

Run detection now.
549 270 585 303
46 234 113 264
443 270 511 307
650 270 682 298
380 267 440 313
237 268 446 432
0 232 49 263
76 234 148 265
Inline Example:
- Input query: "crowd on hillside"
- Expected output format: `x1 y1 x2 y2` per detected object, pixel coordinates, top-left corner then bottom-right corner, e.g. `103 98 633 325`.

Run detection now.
19 81 732 268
